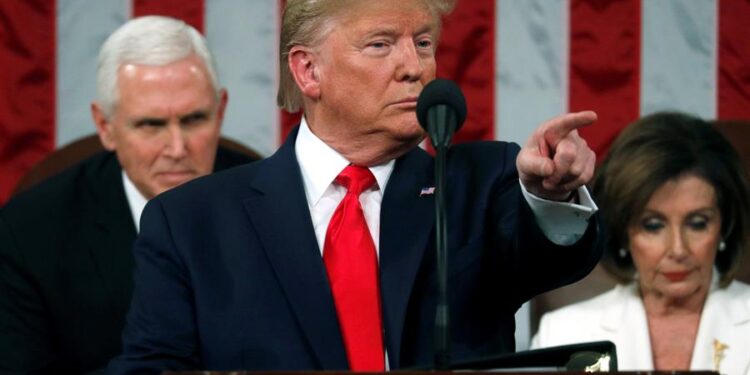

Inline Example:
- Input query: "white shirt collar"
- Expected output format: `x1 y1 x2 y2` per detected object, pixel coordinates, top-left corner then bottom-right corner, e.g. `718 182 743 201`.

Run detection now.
295 117 395 206
122 170 148 233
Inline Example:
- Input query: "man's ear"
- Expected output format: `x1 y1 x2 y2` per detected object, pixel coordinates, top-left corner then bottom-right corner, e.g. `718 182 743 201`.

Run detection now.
91 102 117 151
288 46 321 100
216 88 228 127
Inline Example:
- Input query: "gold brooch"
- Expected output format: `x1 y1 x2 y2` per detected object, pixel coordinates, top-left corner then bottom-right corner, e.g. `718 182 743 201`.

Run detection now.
713 339 729 372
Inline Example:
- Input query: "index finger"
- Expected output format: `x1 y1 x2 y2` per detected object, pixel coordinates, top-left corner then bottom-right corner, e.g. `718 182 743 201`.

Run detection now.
543 111 597 147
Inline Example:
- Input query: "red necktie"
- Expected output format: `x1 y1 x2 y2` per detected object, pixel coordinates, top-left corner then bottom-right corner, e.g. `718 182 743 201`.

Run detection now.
324 165 384 371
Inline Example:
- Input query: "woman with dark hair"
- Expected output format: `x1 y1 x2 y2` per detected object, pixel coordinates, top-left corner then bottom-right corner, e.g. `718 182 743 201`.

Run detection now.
532 112 750 373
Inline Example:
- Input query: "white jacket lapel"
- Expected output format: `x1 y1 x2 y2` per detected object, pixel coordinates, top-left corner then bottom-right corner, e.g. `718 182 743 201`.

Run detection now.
600 283 655 371
691 279 750 374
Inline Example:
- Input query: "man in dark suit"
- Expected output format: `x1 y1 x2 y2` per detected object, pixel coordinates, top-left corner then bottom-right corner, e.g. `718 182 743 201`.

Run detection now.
0 16 257 375
110 1 600 373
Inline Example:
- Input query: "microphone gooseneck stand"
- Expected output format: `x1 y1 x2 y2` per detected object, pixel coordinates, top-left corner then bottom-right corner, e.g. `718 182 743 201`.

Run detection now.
416 79 467 371
427 105 454 371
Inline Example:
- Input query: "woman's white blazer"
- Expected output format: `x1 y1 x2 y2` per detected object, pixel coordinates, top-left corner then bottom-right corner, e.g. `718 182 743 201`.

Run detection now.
532 278 750 374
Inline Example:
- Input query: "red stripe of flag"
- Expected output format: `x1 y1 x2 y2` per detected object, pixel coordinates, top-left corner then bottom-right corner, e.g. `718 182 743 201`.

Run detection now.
132 0 205 32
569 0 641 157
0 0 57 204
436 0 495 143
718 0 750 121
280 111 302 145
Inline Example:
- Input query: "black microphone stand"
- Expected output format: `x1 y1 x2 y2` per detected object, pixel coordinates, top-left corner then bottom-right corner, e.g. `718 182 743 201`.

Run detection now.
426 104 458 370
417 78 466 371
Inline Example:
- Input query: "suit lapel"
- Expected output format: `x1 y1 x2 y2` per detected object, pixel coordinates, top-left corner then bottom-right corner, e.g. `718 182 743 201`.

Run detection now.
378 148 435 368
86 153 138 315
242 128 348 369
87 147 248 317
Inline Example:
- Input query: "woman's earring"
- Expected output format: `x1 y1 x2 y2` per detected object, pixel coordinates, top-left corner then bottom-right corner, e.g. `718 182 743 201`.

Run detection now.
618 248 628 258
718 241 726 252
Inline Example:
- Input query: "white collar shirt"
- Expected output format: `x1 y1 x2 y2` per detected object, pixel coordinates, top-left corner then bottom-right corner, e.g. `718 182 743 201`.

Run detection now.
295 117 394 257
122 170 148 233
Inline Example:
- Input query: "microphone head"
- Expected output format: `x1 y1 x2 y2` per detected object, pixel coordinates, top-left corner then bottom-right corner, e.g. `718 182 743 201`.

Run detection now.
416 78 467 132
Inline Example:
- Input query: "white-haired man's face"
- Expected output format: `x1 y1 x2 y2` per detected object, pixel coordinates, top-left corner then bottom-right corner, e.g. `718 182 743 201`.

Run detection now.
92 54 226 199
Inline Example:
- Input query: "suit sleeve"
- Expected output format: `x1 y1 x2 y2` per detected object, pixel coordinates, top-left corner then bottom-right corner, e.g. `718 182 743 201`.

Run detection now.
0 211 57 373
489 143 602 307
108 198 200 375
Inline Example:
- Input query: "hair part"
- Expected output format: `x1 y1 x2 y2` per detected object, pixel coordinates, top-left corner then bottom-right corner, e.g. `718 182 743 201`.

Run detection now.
277 0 457 112
96 15 221 118
593 112 750 287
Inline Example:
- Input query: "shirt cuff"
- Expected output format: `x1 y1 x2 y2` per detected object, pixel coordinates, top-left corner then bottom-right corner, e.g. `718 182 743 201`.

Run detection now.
520 181 598 246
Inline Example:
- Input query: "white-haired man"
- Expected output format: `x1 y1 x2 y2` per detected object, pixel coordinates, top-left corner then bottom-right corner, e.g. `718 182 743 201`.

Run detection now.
0 16 257 374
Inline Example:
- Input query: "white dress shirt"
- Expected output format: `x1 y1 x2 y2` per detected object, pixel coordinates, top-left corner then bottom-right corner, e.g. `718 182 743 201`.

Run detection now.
122 171 147 233
294 116 597 256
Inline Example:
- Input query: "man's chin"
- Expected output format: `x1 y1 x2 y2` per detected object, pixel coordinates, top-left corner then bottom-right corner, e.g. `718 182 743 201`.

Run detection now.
379 131 425 162
391 120 425 140
154 174 195 193
396 128 426 148
159 172 196 183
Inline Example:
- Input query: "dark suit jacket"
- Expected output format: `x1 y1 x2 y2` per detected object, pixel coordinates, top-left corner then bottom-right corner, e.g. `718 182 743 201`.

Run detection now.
0 148 256 375
109 127 601 374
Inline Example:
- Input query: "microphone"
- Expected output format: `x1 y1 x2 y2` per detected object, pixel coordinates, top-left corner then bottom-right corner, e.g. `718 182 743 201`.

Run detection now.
417 78 467 148
416 79 467 370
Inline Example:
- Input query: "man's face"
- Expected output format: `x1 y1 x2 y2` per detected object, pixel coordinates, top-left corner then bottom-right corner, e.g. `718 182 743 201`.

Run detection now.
93 54 226 199
311 0 438 152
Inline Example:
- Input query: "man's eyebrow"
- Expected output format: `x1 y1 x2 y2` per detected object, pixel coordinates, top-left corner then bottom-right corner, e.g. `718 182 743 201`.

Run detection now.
361 23 437 40
414 23 437 37
133 117 167 126
362 26 399 39
179 110 210 122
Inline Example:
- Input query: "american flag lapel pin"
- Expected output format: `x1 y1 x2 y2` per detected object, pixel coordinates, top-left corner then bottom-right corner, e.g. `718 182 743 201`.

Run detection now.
419 186 435 196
